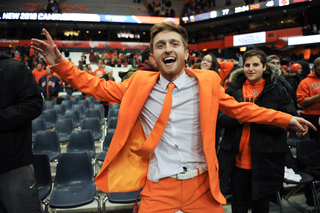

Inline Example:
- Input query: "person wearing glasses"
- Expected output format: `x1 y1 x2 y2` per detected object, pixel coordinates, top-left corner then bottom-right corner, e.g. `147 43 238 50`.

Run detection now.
200 53 235 87
200 53 218 73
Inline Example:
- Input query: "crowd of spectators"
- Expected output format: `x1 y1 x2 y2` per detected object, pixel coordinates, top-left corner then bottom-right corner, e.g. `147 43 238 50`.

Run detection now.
45 0 61 13
3 43 143 73
147 0 175 17
183 0 209 17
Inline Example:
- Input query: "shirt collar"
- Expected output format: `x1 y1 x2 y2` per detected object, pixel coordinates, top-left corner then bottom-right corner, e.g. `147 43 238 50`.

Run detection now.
159 71 187 90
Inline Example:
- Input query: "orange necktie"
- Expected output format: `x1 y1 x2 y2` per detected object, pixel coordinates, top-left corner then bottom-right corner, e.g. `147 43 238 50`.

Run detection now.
131 83 175 157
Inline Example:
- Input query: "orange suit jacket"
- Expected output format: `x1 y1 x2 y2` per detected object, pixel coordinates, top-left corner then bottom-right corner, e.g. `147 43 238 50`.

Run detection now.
52 59 292 205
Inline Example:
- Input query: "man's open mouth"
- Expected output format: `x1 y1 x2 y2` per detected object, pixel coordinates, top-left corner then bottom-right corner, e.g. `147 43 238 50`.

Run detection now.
163 56 176 64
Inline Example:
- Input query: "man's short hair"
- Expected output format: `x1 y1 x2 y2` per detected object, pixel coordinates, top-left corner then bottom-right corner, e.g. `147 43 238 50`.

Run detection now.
243 50 267 66
314 57 320 70
267 55 280 62
141 47 151 62
150 21 188 53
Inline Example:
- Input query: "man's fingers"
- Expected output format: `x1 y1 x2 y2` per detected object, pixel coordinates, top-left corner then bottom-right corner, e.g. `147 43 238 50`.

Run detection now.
43 28 55 46
31 46 44 55
307 120 317 132
31 38 48 48
302 125 309 136
31 39 49 55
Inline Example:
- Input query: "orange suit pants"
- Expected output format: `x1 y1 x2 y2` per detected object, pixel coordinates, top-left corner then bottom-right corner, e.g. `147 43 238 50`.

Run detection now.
138 172 224 213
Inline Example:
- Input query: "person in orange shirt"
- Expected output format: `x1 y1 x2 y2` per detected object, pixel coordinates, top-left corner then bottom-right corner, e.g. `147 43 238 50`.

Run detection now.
297 57 320 146
218 50 298 213
32 63 46 83
93 61 105 78
32 23 315 213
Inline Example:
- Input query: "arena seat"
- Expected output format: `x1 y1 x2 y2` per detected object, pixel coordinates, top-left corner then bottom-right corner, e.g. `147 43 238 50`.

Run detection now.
32 117 46 142
33 130 60 162
33 153 52 212
49 152 101 211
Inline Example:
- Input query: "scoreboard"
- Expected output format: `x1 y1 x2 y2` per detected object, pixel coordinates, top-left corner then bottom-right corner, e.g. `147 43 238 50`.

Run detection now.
181 0 310 24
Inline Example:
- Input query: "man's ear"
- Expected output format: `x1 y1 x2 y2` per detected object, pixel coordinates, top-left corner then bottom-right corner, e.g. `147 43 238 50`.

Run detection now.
150 54 157 65
263 63 267 71
184 50 189 61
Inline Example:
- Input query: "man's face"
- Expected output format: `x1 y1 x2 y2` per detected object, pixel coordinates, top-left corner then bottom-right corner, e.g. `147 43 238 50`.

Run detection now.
296 68 303 75
37 64 43 71
243 56 266 83
150 30 188 81
46 67 52 75
201 54 213 70
269 59 281 69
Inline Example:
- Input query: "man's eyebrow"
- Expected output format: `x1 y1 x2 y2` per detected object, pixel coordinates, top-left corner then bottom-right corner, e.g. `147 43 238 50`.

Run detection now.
155 40 165 45
155 38 180 45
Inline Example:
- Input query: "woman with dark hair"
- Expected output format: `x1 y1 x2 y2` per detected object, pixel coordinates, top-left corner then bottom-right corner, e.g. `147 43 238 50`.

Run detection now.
200 53 219 73
200 53 235 88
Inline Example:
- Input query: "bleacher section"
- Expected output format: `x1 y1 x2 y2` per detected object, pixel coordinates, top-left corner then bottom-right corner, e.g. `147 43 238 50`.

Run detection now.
1 0 149 15
64 52 131 83
1 0 247 18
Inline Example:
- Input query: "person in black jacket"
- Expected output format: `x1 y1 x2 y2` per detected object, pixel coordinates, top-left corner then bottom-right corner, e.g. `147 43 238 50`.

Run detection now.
217 50 297 213
0 52 43 212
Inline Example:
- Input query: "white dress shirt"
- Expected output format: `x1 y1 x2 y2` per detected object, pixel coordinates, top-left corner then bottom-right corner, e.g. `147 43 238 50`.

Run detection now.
139 71 207 182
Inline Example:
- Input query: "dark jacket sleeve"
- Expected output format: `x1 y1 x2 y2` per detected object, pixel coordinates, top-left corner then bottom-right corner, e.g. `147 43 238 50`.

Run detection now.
0 63 43 130
53 76 62 96
217 110 243 129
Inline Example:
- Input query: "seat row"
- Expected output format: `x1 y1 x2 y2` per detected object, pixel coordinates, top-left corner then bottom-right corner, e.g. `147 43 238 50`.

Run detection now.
32 116 102 143
34 151 142 213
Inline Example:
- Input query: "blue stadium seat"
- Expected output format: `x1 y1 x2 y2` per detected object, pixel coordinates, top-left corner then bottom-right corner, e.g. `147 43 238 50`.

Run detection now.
49 152 101 211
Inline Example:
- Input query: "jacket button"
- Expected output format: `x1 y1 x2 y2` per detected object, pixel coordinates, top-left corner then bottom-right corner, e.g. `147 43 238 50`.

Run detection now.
118 143 122 148
175 144 179 148
105 159 109 163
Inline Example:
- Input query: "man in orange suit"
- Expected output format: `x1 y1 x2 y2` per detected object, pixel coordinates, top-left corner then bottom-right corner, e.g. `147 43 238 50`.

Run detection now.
31 22 315 213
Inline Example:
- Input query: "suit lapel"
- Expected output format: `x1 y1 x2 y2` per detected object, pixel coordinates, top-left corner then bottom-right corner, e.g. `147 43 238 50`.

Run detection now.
132 73 160 114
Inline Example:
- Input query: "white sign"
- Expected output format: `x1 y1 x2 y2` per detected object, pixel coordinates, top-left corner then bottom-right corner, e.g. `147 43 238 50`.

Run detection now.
279 0 289 6
288 35 320 46
233 31 266 46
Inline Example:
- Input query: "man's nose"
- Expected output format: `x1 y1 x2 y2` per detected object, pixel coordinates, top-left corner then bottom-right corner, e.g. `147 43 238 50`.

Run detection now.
165 44 172 52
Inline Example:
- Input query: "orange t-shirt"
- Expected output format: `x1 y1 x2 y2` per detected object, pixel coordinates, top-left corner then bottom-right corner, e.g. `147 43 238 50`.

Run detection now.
235 79 265 169
32 69 46 83
93 68 106 78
